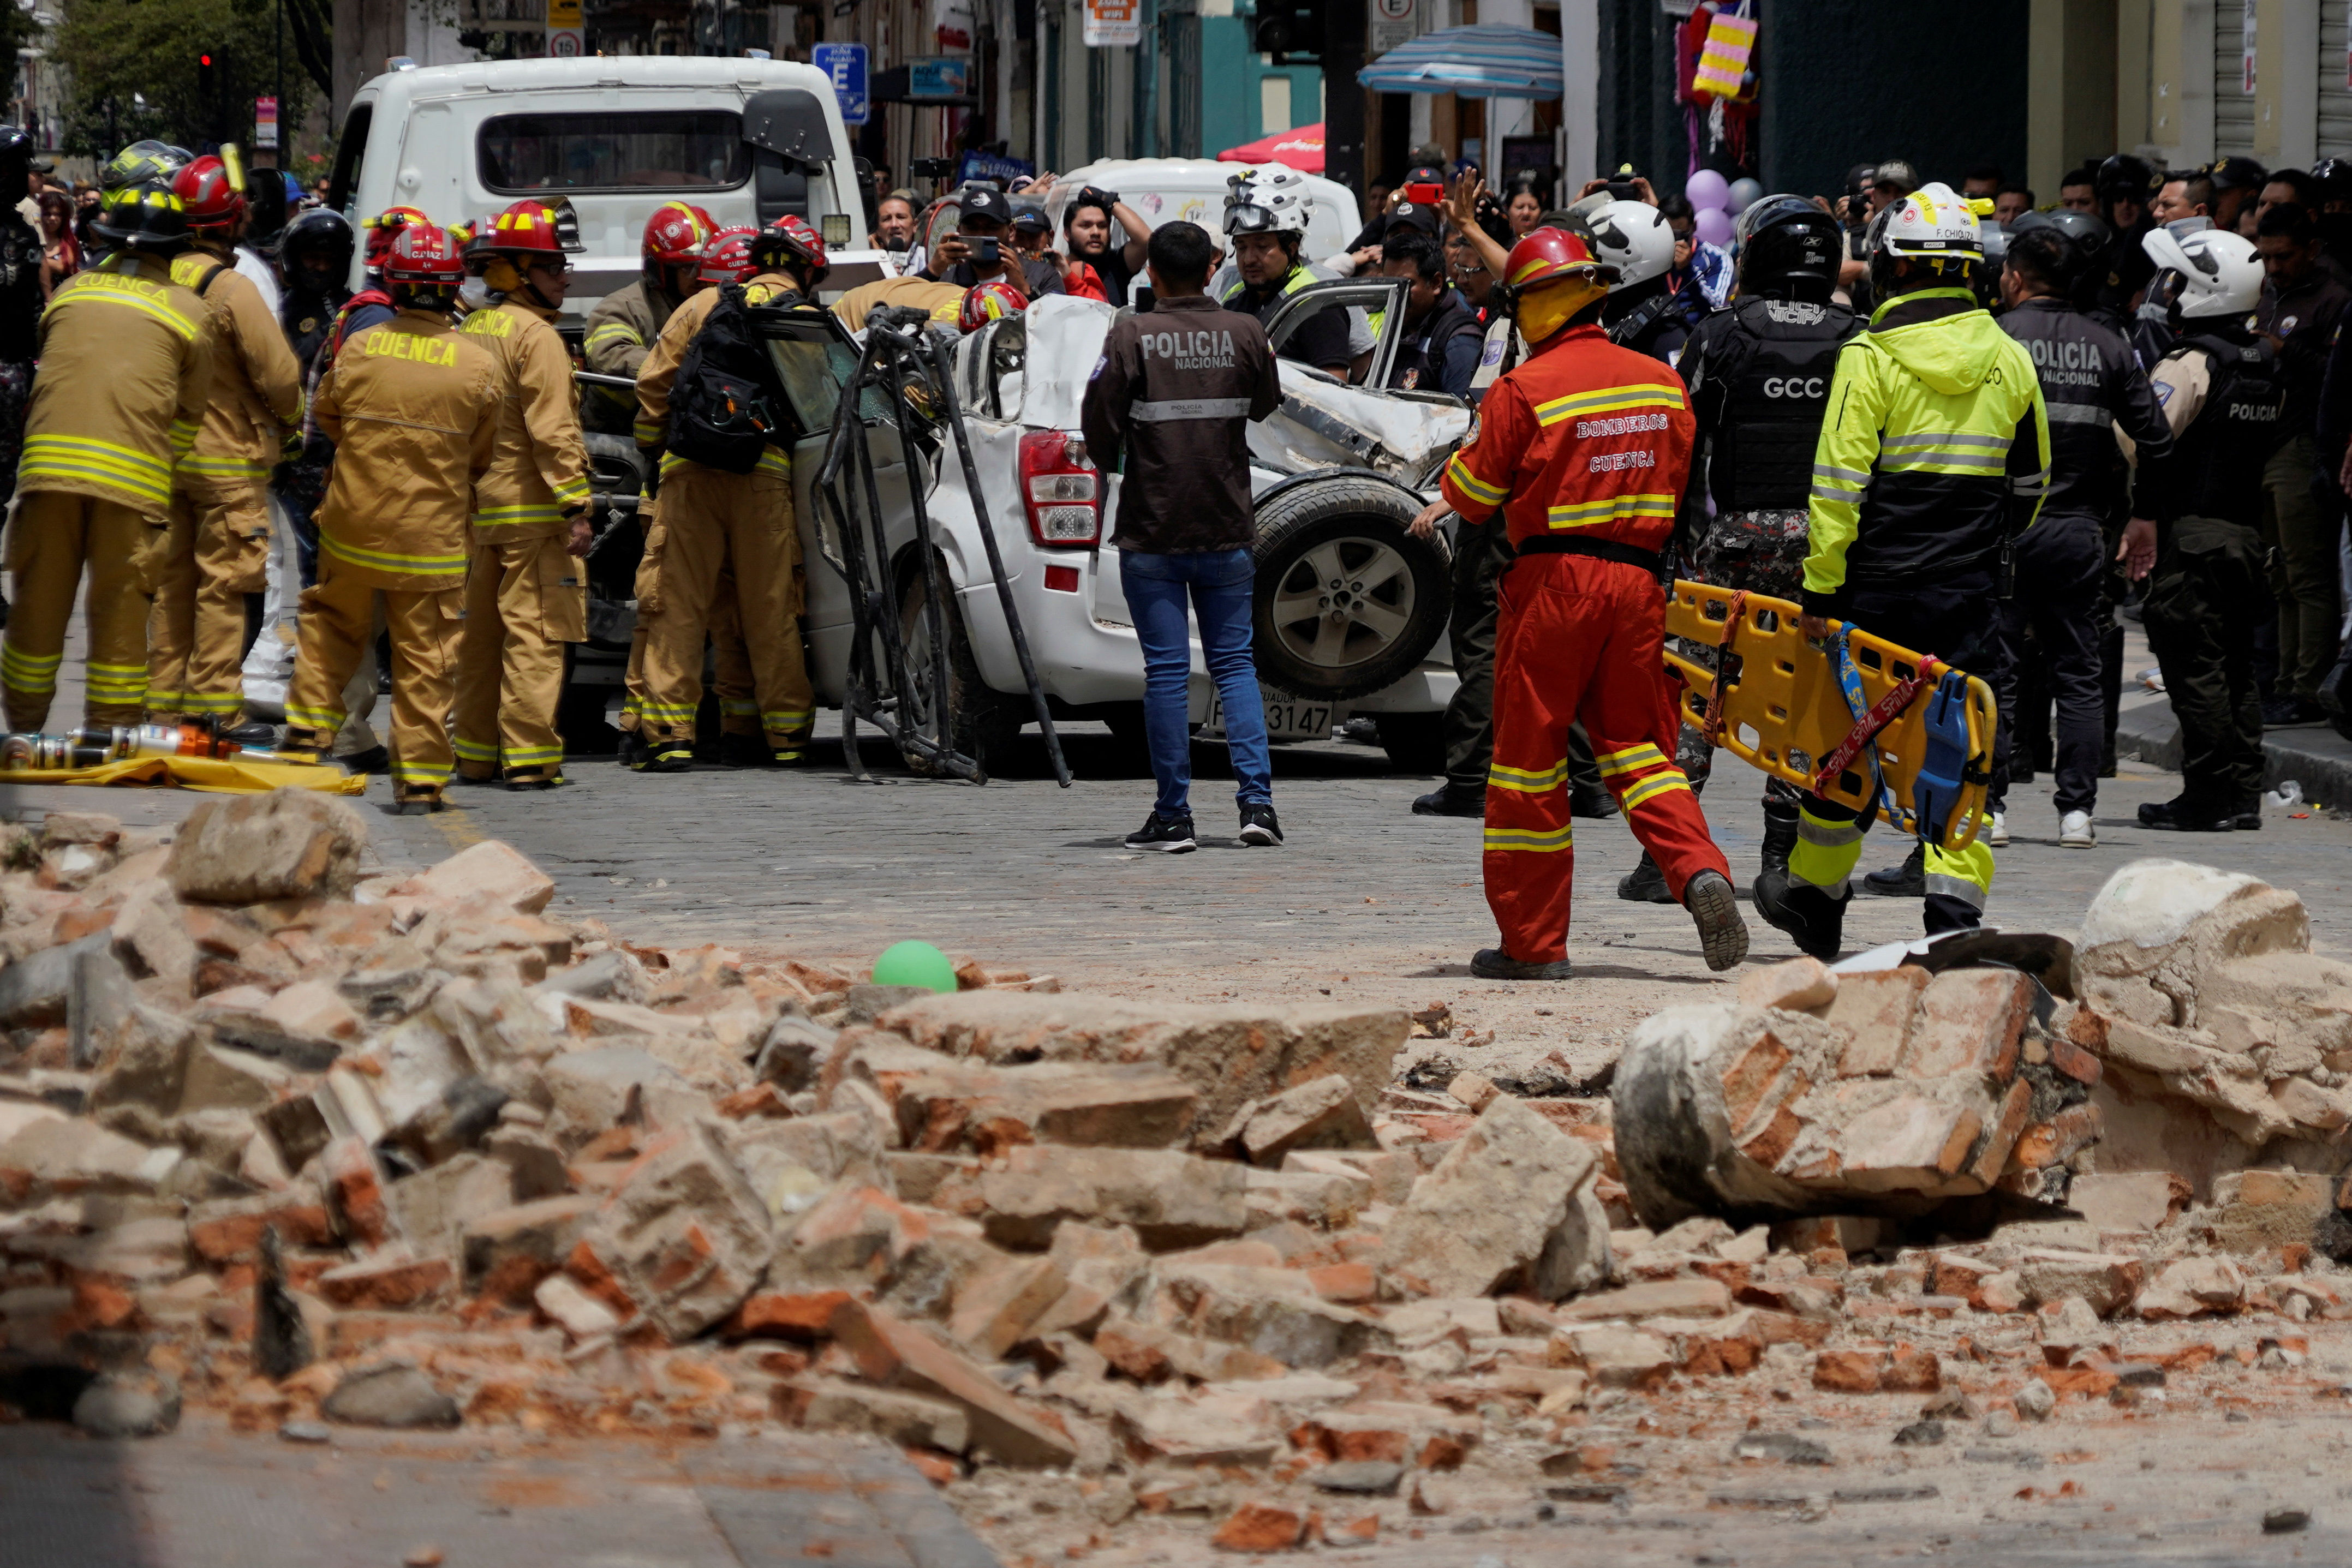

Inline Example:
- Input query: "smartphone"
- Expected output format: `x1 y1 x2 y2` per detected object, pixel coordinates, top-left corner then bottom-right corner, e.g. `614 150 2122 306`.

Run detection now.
968 235 1001 265
1607 179 1642 201
1405 182 1442 206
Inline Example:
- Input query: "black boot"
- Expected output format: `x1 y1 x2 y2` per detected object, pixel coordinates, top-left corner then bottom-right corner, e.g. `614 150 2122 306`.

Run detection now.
1412 782 1486 818
2137 795 2235 832
718 732 775 769
1685 869 1750 972
1758 799 1799 882
1616 850 1675 903
1569 785 1619 820
1753 869 1847 961
1863 841 1924 897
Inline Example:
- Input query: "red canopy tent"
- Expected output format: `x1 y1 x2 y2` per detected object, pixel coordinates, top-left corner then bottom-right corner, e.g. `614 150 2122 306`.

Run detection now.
1216 123 1326 173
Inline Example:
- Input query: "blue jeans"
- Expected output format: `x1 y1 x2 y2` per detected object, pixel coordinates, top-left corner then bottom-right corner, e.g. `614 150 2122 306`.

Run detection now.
1119 547 1273 818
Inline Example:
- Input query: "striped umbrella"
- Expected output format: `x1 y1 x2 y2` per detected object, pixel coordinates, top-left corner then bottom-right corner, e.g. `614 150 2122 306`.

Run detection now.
1356 23 1564 99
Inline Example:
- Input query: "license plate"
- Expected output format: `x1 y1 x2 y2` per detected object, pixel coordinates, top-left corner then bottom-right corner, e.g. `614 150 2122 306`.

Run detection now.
1204 686 1337 742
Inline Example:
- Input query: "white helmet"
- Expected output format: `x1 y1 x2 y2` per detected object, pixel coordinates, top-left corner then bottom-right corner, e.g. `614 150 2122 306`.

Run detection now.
1587 199 1675 288
1225 165 1311 237
2142 224 2263 319
1867 180 1984 267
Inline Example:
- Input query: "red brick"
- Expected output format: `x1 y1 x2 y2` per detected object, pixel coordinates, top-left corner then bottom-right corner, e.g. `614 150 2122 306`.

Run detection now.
715 1082 792 1120
2046 1034 2103 1087
1719 1028 1793 1132
317 1253 454 1308
1213 1502 1306 1553
728 1290 856 1340
1900 969 2030 1081
1882 1344 1941 1392
1811 1348 1888 1392
2038 1364 2118 1399
1305 1263 1375 1304
323 1138 391 1247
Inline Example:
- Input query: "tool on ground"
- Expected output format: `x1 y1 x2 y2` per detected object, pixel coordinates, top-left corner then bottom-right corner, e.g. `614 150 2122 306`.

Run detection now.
1 723 278 770
1661 580 1996 854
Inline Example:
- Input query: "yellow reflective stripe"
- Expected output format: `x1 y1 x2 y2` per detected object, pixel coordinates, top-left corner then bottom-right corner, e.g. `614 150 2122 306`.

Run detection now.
174 692 241 713
503 745 564 764
320 532 468 576
53 282 200 341
1444 452 1509 505
1487 759 1568 792
1593 743 1666 777
1547 494 1678 530
638 701 697 720
452 735 500 761
633 421 662 444
761 710 813 728
755 448 791 478
1 644 62 691
1533 383 1687 425
1620 772 1691 811
552 475 590 504
1483 825 1575 852
178 455 271 478
586 322 642 350
283 703 344 729
471 504 566 529
395 764 453 785
23 434 174 496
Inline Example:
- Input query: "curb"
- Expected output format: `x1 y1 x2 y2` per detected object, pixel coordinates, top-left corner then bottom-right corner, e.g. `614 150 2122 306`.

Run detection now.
2115 691 2352 809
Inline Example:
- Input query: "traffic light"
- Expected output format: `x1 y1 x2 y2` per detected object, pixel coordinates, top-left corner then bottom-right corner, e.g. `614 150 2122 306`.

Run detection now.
198 52 217 104
1252 0 1323 61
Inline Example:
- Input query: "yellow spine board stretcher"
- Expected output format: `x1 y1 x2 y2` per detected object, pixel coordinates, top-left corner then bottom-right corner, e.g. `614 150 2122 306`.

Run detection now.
1661 580 1997 856
0 756 368 795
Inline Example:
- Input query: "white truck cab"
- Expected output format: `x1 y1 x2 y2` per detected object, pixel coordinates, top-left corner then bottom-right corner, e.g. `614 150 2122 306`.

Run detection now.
326 57 891 316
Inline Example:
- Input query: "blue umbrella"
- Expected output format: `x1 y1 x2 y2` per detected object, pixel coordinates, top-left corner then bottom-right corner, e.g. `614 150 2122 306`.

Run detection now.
1357 24 1565 99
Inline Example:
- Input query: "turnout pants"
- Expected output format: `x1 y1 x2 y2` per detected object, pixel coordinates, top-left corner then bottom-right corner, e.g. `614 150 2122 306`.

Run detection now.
147 478 272 722
636 462 813 753
1484 553 1730 965
1786 576 2004 935
2143 515 2271 813
618 509 756 740
452 534 586 781
3 490 163 729
1990 512 2106 817
1443 519 1607 800
284 555 463 800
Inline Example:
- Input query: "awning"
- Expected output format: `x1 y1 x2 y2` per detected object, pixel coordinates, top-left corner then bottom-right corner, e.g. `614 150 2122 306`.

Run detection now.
1357 25 1563 99
1216 123 1325 173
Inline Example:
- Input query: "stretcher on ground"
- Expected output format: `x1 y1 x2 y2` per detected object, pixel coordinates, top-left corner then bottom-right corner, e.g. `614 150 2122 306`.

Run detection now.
1660 580 1997 856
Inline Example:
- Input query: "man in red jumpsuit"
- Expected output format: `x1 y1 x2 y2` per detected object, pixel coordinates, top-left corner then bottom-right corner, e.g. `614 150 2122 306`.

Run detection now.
1413 225 1749 980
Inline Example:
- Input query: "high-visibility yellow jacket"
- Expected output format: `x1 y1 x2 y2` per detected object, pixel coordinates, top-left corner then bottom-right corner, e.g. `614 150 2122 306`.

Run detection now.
459 295 591 544
311 309 500 591
1801 287 2051 614
19 251 212 513
634 271 799 481
170 241 302 489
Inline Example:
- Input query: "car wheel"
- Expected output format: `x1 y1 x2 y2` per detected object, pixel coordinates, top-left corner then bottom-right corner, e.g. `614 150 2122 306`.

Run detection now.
1253 476 1450 702
898 559 1026 775
1375 710 1447 773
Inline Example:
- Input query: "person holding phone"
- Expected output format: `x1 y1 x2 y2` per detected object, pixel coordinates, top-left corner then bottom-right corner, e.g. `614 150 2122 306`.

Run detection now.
922 186 1065 300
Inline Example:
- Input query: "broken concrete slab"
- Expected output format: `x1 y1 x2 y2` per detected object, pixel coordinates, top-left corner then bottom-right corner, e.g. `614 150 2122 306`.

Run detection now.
166 788 368 905
977 1145 1247 1252
1377 1095 1608 1301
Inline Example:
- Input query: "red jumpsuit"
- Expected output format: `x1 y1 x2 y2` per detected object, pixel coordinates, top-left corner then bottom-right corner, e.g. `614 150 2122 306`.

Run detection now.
1439 324 1732 965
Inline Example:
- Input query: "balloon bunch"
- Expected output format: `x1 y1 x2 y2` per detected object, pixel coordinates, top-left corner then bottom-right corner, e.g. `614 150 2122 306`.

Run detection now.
1682 170 1766 250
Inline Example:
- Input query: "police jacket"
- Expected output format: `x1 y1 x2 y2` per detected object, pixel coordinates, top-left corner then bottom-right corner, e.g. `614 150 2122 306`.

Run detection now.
0 212 40 364
1801 288 2051 614
310 308 500 593
1437 323 1695 552
634 271 803 481
582 278 678 435
2254 267 2352 439
2141 326 2285 531
1679 295 1860 515
1081 293 1283 554
1386 291 1484 396
284 283 351 380
171 241 304 492
459 294 593 544
1997 295 2171 520
20 251 212 514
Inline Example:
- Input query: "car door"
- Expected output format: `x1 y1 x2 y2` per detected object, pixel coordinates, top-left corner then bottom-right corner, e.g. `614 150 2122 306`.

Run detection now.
1260 276 1412 389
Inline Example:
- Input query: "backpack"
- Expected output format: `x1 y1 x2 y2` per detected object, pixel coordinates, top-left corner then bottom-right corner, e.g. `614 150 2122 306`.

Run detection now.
667 283 791 475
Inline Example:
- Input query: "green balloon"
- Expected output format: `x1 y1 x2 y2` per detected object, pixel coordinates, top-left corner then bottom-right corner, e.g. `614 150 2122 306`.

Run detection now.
871 939 958 994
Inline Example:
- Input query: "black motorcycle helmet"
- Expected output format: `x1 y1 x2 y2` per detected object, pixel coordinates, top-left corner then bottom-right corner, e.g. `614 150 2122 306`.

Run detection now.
2096 154 2159 218
2008 208 2110 298
1734 194 1842 302
280 208 355 290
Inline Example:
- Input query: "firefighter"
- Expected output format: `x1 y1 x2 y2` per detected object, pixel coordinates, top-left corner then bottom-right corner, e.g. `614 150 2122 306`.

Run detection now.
1754 183 2051 960
630 216 827 771
146 154 304 735
279 225 500 811
450 199 594 789
1 177 211 731
1412 225 1749 980
614 225 765 768
0 128 40 632
1618 195 1861 905
583 201 715 436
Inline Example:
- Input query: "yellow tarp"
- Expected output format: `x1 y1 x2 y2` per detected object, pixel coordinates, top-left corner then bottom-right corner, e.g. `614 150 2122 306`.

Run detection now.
0 755 368 795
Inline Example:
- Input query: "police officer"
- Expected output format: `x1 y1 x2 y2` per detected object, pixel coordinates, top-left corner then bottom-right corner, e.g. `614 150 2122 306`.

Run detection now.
2120 227 2278 831
1082 220 1287 853
1589 200 1685 361
1 177 211 732
583 201 714 437
1754 183 2051 960
2091 154 2161 322
147 154 304 734
1618 196 1860 905
273 208 355 589
631 217 829 771
450 199 594 789
1222 168 1351 378
280 225 500 811
1377 231 1482 396
1416 225 1748 980
0 128 42 632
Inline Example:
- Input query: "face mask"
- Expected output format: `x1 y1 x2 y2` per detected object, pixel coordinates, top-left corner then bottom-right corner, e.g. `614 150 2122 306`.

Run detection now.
459 277 494 310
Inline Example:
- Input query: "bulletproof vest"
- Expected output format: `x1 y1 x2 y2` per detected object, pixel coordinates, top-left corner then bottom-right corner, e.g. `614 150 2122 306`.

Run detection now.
285 285 352 379
1389 295 1482 394
1706 296 1859 512
2166 330 2284 528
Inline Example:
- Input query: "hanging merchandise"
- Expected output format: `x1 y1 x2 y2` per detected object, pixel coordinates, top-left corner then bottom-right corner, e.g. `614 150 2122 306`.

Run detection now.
1690 5 1756 100
1674 2 1757 181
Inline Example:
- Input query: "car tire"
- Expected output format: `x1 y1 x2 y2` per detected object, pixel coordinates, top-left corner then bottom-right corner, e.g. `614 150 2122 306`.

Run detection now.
898 559 1027 775
1375 710 1447 774
1252 477 1450 702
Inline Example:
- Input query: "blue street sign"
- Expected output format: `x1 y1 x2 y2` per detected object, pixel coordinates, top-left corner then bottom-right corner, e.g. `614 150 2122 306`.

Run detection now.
814 41 869 125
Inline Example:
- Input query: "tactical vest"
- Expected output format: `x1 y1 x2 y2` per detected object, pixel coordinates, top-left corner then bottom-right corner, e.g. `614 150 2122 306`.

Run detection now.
1388 296 1483 394
1706 296 1858 513
2164 330 2284 529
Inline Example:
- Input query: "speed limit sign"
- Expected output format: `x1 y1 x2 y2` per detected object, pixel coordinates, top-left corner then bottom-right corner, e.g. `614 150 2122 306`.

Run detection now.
547 27 583 55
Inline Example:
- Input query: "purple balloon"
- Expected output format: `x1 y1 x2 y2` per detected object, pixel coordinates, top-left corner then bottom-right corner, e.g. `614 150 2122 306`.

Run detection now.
1693 206 1734 247
1685 169 1730 211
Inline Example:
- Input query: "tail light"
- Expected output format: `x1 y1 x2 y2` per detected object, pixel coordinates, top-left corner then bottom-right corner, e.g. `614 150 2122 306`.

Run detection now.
1019 429 1101 546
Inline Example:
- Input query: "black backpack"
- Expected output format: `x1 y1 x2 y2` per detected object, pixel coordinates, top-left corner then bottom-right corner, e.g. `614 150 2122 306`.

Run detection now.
667 283 791 475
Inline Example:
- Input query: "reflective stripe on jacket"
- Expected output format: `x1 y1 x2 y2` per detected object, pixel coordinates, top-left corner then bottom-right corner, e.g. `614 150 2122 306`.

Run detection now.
21 252 212 511
171 242 302 486
461 296 592 543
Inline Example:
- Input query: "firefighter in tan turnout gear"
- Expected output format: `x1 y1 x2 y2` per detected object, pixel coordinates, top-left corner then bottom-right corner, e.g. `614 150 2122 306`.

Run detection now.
281 224 500 812
451 199 593 788
1 176 211 730
629 216 826 771
148 152 303 733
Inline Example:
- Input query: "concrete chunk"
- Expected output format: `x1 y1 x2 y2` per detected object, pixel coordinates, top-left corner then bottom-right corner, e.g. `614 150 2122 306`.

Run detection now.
978 1145 1247 1251
166 788 367 905
1377 1095 1607 1301
828 1298 1079 1468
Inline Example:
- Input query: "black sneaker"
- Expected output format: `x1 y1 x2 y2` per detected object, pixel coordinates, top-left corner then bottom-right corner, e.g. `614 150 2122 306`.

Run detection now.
2263 696 2325 728
2137 795 2234 832
1124 812 1197 853
1684 868 1750 972
1239 803 1284 846
1616 851 1675 904
1470 947 1573 980
1862 842 1924 897
1411 783 1486 818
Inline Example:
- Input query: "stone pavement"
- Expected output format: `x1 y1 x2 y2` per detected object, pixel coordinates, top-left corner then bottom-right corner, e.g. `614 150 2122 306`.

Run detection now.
0 1422 996 1568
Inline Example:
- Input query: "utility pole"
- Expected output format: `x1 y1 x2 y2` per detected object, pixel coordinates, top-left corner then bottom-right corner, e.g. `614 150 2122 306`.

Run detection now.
1322 0 1363 195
